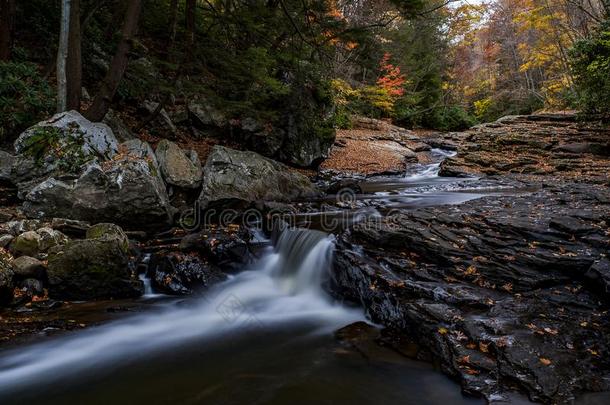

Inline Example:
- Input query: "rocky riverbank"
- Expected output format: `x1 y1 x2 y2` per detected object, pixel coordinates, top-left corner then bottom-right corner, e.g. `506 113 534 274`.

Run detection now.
1 111 609 403
328 113 610 403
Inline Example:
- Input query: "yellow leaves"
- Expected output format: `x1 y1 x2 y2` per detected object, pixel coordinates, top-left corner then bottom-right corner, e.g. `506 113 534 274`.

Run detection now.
464 265 479 276
539 357 552 366
587 349 600 357
479 342 490 353
438 327 449 335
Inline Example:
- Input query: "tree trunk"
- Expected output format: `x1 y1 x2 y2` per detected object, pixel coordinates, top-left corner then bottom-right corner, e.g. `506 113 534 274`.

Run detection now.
0 0 15 61
84 0 143 122
168 0 179 51
185 0 196 49
57 0 71 112
66 0 82 111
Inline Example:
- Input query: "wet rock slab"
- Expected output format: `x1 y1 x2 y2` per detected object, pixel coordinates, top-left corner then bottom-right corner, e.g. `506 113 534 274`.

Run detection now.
330 182 610 403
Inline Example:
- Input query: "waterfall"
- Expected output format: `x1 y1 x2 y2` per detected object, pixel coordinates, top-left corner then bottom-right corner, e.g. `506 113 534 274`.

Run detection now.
0 228 363 395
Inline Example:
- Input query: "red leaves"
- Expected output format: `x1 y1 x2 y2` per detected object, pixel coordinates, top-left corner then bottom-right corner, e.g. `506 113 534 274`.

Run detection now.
377 53 406 97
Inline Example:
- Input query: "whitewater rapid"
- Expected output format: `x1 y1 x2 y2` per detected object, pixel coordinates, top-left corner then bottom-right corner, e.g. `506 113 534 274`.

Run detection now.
0 229 363 393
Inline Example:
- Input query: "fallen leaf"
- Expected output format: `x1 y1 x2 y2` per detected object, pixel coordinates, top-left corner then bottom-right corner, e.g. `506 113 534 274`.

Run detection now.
539 357 552 366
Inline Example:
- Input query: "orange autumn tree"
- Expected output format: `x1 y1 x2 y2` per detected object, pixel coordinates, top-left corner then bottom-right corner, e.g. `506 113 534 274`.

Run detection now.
377 52 406 96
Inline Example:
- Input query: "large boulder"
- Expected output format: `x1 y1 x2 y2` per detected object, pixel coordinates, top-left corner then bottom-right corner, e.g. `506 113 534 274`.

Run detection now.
155 140 202 189
198 146 319 209
47 225 142 300
11 111 119 196
22 156 172 228
15 110 118 160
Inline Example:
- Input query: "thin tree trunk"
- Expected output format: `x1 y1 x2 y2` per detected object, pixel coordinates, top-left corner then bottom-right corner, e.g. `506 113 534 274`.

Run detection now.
185 0 196 50
85 0 143 122
168 0 179 52
57 0 71 112
66 0 82 111
0 0 15 61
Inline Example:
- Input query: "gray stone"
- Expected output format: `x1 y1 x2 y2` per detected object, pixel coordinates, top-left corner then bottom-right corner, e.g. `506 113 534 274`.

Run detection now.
22 158 172 228
36 227 69 252
198 146 319 209
10 231 41 257
0 150 14 182
11 256 46 280
188 101 228 128
155 140 202 189
15 110 118 159
0 234 14 248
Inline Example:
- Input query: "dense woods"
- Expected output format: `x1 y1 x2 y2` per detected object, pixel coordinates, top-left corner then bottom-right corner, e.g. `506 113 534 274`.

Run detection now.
1 0 608 150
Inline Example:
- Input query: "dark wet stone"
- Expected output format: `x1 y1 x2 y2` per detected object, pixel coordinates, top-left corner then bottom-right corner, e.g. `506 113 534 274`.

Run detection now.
147 252 226 295
330 183 610 402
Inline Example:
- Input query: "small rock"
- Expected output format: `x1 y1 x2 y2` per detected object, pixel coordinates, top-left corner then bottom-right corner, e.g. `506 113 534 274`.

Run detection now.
20 278 44 296
37 227 69 252
10 231 41 257
0 234 14 248
147 252 226 295
11 256 46 280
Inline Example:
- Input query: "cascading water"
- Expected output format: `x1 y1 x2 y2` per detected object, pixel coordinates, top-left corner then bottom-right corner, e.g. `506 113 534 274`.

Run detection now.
0 228 363 396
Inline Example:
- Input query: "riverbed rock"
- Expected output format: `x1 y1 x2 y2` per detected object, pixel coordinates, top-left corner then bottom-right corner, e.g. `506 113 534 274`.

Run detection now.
47 236 142 300
198 146 319 209
330 182 610 403
22 157 172 229
36 227 69 252
11 256 46 280
179 226 252 270
147 252 226 295
439 114 610 183
155 140 202 189
10 231 42 258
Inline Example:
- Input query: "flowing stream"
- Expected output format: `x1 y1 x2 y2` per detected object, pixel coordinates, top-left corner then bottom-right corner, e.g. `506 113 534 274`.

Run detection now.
0 151 494 404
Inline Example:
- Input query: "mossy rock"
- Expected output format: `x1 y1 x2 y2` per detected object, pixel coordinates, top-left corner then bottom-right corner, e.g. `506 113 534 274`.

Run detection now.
86 223 129 253
10 231 42 258
47 238 142 300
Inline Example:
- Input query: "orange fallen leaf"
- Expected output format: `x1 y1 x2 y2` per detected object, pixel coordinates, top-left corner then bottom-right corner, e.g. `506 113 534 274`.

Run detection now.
539 357 552 366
